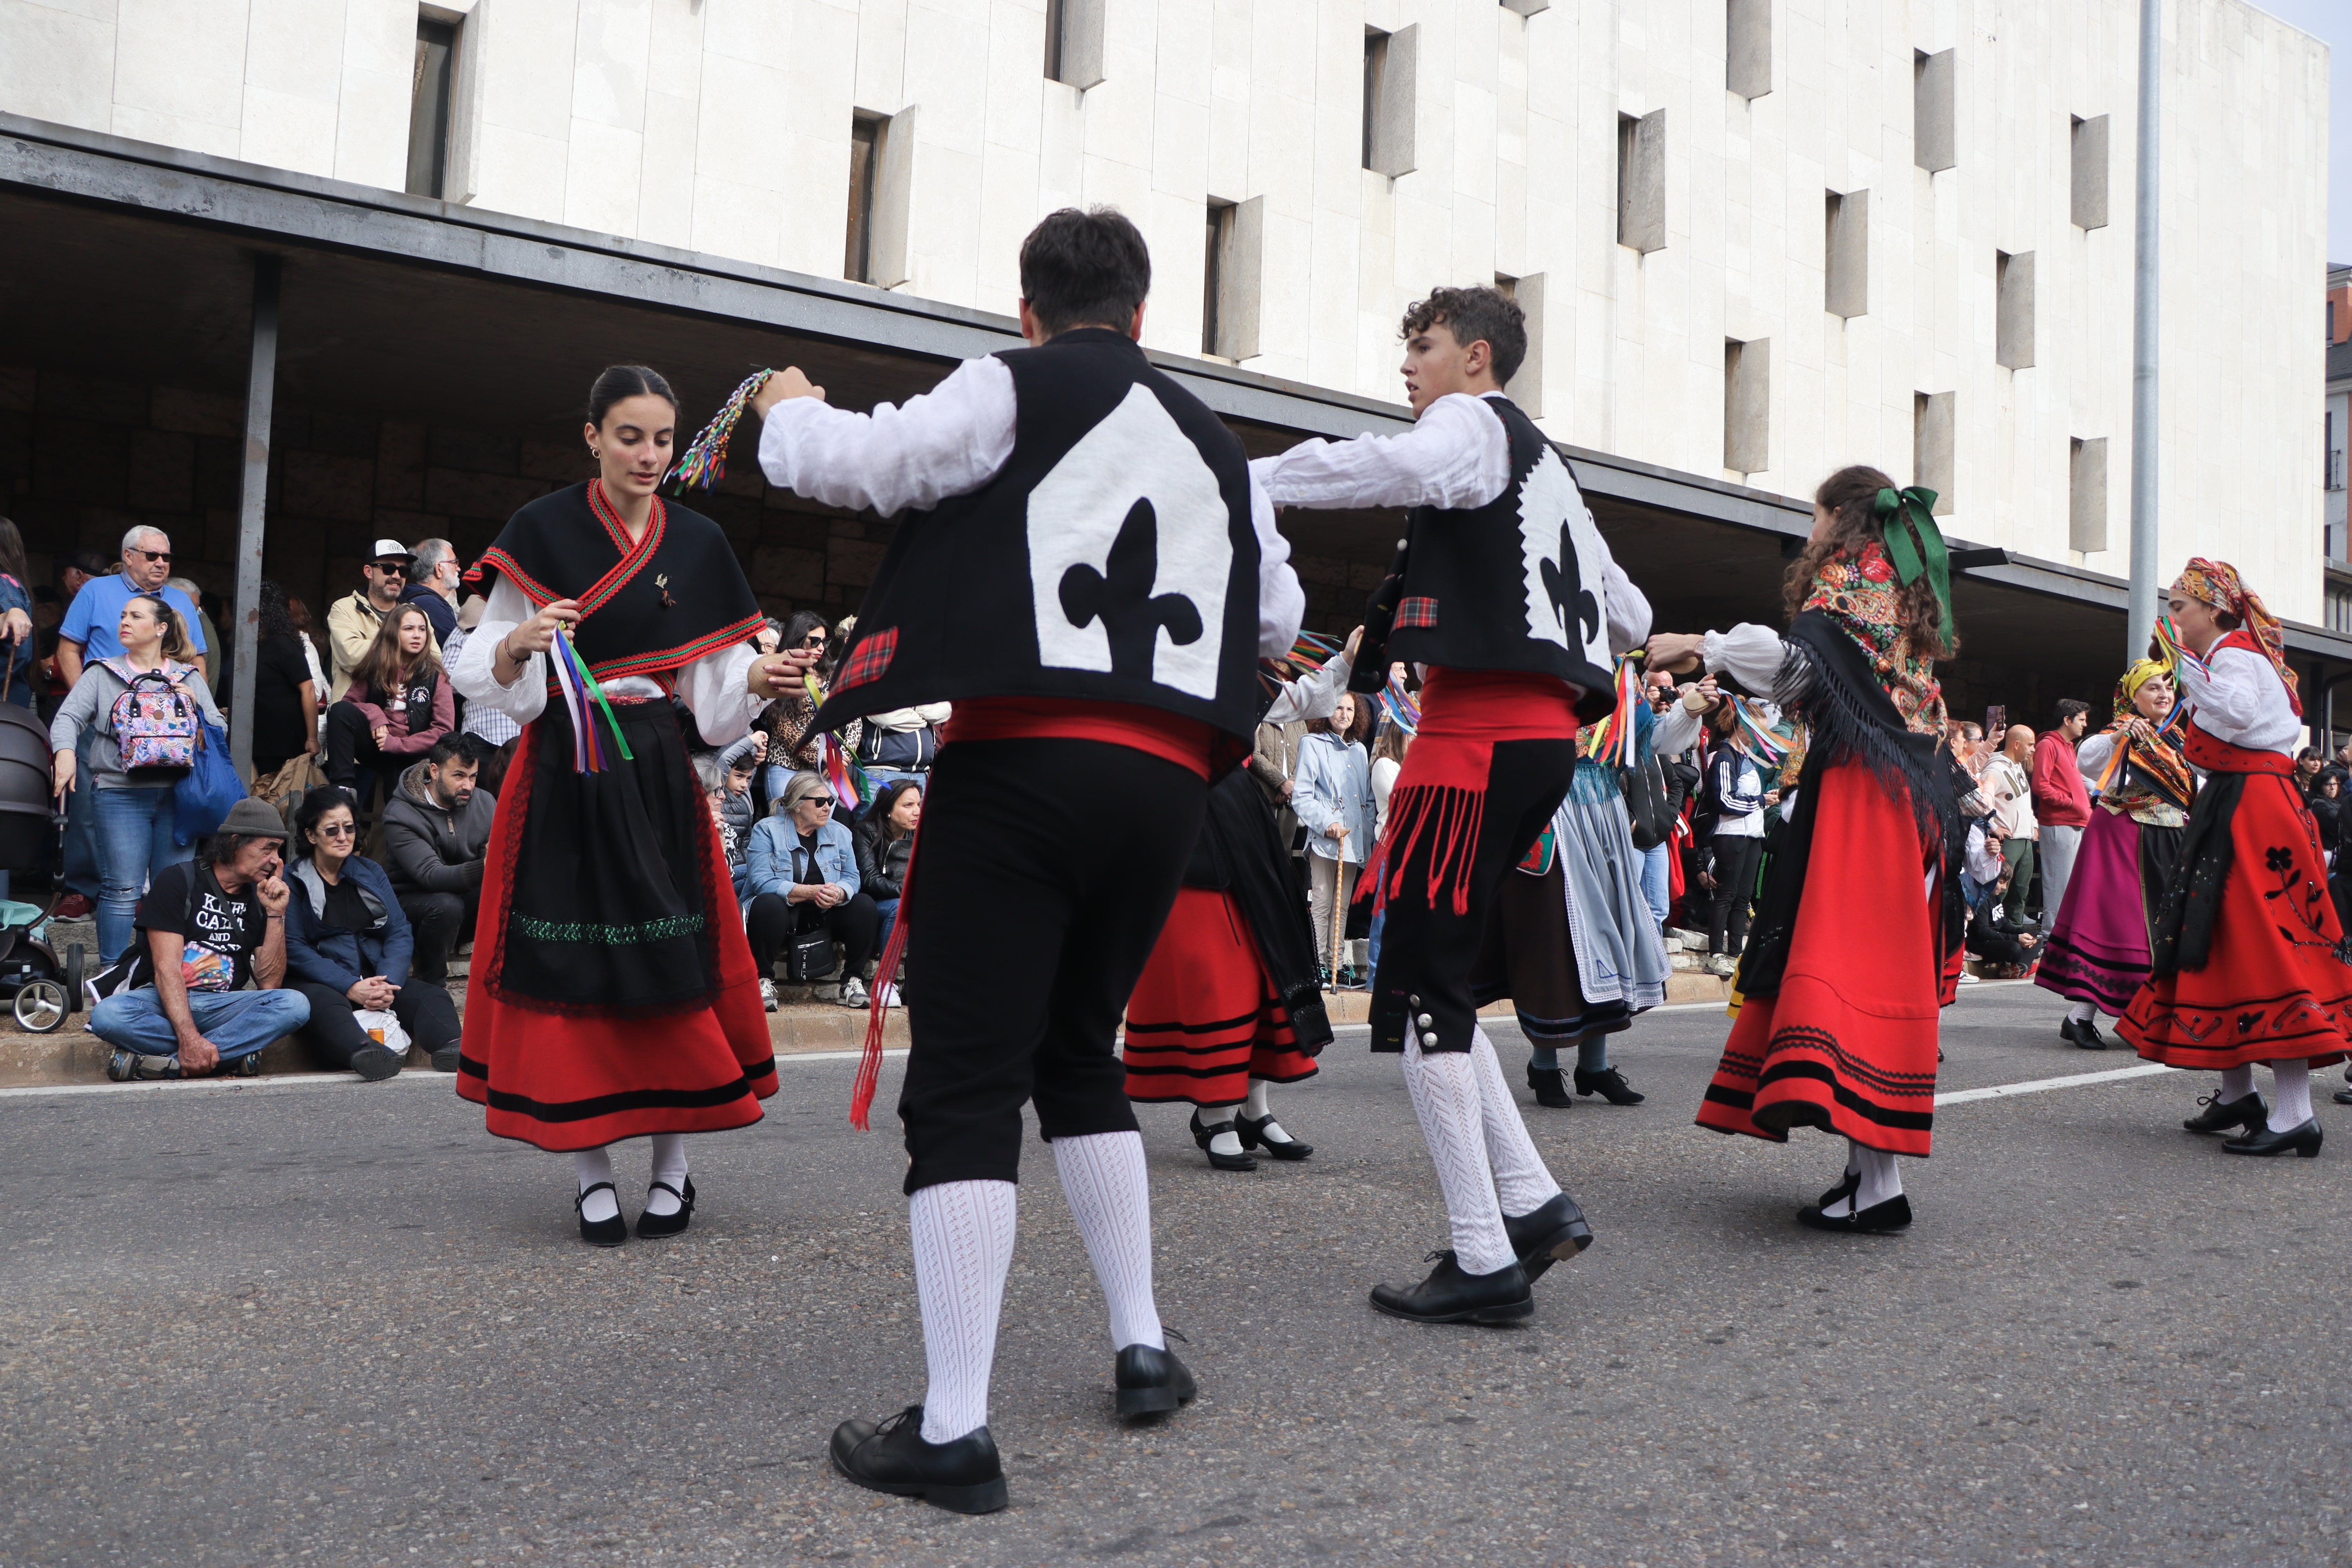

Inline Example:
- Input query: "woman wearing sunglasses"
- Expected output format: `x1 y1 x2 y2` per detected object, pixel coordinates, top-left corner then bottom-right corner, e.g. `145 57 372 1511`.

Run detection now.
743 770 882 1010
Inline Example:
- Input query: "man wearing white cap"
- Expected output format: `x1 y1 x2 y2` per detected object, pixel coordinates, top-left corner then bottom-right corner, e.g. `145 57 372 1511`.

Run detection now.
328 540 436 700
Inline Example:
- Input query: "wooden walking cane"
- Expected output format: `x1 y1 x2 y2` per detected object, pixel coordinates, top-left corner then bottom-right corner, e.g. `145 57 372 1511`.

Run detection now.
1328 851 1347 990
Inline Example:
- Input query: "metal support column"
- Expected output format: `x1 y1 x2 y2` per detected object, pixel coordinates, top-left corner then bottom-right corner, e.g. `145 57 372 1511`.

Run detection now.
230 255 279 782
2124 0 2162 660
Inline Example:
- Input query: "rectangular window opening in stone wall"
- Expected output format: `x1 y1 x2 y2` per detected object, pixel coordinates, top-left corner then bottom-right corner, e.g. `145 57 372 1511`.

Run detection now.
1724 338 1768 477
1202 198 1262 362
1996 250 2035 370
846 116 878 283
1915 49 1955 174
405 16 459 199
846 110 913 289
1497 274 1545 417
1618 110 1666 254
1500 0 1550 14
1363 27 1417 178
2071 114 2109 230
1045 0 1104 90
1914 392 1956 516
1727 0 1771 100
2069 437 2109 555
1825 189 1868 319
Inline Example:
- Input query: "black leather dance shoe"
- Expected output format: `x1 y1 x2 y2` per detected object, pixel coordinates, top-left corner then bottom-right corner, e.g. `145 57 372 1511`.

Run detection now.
1574 1066 1646 1105
575 1181 626 1248
2059 1017 2109 1051
2183 1092 2268 1135
1814 1170 1860 1212
1234 1110 1312 1160
1113 1343 1198 1418
1525 1063 1572 1108
1501 1191 1593 1284
635 1176 696 1239
2222 1118 2324 1158
2334 1088 2352 1107
1369 1250 1533 1325
1190 1111 1258 1171
830 1406 1008 1514
1797 1193 1913 1234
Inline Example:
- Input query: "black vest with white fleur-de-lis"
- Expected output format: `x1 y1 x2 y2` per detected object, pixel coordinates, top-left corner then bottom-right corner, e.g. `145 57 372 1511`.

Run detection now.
1382 394 1619 721
810 328 1262 751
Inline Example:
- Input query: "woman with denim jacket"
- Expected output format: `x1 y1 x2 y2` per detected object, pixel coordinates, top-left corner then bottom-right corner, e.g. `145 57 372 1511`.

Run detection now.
281 787 461 1080
1292 692 1375 981
743 769 881 1011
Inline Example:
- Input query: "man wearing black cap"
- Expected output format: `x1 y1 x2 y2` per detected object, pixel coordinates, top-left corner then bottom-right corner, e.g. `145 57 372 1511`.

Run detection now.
87 798 310 1080
328 539 434 700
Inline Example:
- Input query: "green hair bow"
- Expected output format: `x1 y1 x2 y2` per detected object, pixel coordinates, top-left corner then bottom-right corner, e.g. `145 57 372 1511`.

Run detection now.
1873 486 1952 646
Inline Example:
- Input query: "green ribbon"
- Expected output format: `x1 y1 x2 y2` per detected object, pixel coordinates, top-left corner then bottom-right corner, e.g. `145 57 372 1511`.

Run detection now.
1873 486 1953 646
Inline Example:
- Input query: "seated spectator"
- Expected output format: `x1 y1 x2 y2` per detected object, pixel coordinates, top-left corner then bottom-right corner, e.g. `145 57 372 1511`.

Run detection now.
283 786 461 1080
857 778 921 985
88 799 310 1080
715 730 765 849
695 755 754 907
400 537 463 645
326 603 452 811
745 770 880 1012
380 734 494 985
1965 868 2042 977
756 612 838 801
327 540 423 700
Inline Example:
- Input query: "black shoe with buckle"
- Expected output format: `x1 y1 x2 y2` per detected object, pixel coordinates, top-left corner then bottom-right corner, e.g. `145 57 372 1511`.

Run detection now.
1369 1250 1533 1325
1501 1191 1593 1283
2183 1091 2267 1135
1113 1343 1198 1418
1573 1065 1646 1105
1234 1109 1312 1160
830 1405 1008 1515
1190 1110 1258 1171
635 1176 696 1239
575 1182 627 1247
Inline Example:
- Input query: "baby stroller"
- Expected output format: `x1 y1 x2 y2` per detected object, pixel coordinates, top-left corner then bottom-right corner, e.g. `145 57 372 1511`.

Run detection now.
0 682 84 1033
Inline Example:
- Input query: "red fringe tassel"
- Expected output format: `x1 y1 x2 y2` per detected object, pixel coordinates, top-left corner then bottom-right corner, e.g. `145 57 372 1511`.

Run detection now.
1359 783 1486 919
849 817 922 1131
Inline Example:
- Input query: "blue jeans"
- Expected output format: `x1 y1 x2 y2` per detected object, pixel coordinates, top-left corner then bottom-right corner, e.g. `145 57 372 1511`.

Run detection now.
1639 842 1671 925
89 986 310 1063
93 786 191 965
61 729 99 901
874 896 902 956
1367 907 1386 976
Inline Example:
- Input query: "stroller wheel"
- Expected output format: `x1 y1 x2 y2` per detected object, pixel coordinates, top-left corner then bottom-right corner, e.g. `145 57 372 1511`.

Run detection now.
64 944 83 1014
15 978 68 1034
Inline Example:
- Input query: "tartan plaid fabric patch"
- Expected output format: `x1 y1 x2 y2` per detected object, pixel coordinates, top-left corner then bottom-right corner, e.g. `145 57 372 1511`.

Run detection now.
1396 596 1438 630
835 627 898 690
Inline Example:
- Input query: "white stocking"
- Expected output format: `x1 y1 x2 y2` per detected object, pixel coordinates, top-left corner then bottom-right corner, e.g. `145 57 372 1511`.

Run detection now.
573 1147 618 1224
910 1180 1017 1445
1470 1027 1564 1217
1819 1140 1899 1217
2067 1000 2097 1024
1051 1131 1166 1353
644 1133 689 1217
2219 1063 2257 1103
1400 1036 1515 1276
2269 1059 2314 1131
1197 1103 1244 1157
1244 1078 1273 1120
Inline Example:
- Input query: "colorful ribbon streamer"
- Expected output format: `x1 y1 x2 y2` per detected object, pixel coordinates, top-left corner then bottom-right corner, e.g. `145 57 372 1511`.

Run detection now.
667 370 774 493
1577 657 1646 766
550 628 635 772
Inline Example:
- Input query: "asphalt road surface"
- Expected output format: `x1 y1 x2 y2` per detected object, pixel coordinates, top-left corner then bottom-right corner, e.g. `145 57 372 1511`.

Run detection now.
3 980 2348 1567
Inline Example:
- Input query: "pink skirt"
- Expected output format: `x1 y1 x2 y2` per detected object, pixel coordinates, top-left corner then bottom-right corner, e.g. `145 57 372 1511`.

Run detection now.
2035 807 2175 1018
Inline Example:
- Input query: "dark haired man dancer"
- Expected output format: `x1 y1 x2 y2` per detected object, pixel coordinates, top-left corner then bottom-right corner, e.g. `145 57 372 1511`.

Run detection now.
750 207 1303 1513
1257 285 1650 1324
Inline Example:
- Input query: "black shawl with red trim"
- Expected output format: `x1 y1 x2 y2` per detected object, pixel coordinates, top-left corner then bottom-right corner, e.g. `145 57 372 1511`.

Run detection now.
467 481 762 682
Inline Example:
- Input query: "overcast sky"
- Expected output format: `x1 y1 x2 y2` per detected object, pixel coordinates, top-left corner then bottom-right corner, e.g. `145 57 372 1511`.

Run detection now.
2249 0 2346 265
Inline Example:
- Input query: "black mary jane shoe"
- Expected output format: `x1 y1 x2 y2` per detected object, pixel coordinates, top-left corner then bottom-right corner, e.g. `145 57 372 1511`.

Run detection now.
575 1181 627 1248
1501 1191 1593 1284
2223 1118 2324 1158
1797 1193 1913 1235
1526 1063 1572 1108
1573 1065 1647 1105
1814 1170 1861 1212
635 1176 697 1239
2334 1088 2352 1107
2183 1091 2268 1135
1234 1109 1312 1160
1113 1343 1198 1419
1190 1111 1259 1172
830 1405 1008 1515
1369 1250 1533 1325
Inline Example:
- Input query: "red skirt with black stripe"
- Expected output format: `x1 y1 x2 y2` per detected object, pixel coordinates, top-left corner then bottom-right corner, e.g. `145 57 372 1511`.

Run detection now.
1123 887 1318 1107
1695 759 1942 1157
456 710 777 1151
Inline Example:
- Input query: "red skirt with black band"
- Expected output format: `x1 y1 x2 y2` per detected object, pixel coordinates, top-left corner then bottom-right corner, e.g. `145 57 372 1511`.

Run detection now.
1123 887 1318 1105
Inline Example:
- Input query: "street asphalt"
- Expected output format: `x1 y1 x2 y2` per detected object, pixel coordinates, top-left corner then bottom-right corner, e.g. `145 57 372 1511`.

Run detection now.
3 979 2348 1567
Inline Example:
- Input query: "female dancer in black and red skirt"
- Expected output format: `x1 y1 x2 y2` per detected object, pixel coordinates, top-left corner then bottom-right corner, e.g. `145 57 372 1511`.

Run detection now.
2118 560 2352 1156
2035 659 2192 1050
1648 468 1964 1235
452 365 803 1244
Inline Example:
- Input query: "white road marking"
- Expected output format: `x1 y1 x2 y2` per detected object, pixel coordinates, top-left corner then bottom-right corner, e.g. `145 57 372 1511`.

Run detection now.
1934 1062 2172 1106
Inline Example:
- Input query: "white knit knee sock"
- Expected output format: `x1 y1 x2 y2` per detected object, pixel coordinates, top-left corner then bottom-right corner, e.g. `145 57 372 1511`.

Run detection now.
573 1147 618 1224
910 1180 1017 1445
2220 1063 2257 1102
1470 1027 1564 1218
2269 1059 2314 1131
1244 1078 1273 1120
2067 1000 2097 1024
1401 1036 1515 1276
1051 1131 1166 1353
644 1133 689 1217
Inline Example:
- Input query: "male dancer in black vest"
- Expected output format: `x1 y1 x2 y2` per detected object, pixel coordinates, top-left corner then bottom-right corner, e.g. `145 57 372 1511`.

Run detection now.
1257 285 1651 1324
750 208 1303 1513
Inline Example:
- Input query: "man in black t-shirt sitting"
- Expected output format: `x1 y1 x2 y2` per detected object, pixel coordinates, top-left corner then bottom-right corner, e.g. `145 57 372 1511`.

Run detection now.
89 799 312 1080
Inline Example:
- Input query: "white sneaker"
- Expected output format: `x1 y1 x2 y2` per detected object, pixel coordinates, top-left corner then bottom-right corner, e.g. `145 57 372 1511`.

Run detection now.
874 982 899 1007
840 976 869 1009
1956 970 1981 985
759 978 777 1012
